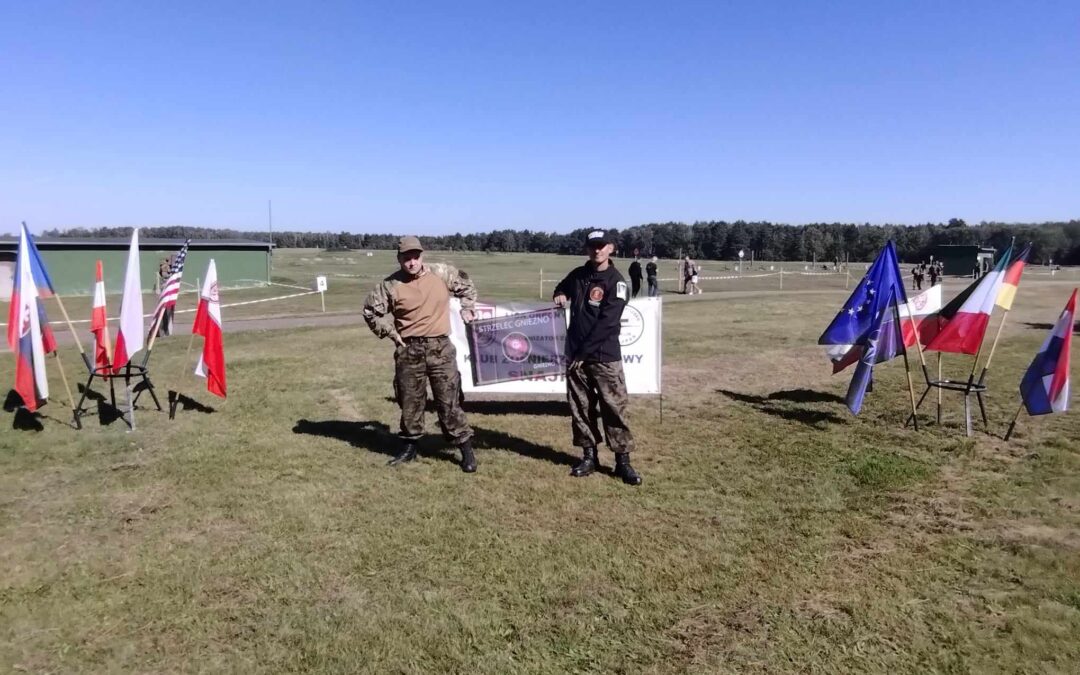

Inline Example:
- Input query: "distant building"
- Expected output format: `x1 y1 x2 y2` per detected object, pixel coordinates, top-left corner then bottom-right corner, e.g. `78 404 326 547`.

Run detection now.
0 238 273 297
932 245 997 277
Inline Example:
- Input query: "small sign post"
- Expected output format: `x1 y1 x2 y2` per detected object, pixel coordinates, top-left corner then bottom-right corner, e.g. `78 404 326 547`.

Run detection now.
316 276 327 313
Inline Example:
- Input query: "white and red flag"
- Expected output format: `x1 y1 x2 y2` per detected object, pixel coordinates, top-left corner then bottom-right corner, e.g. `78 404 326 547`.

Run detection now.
898 284 943 348
90 260 112 371
193 259 226 398
9 223 58 411
113 229 145 373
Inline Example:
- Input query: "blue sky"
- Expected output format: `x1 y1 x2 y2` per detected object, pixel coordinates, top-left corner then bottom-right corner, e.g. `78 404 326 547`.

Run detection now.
1 1 1077 236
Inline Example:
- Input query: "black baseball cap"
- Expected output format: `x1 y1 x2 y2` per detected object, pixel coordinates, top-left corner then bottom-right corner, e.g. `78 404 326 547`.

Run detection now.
585 230 610 246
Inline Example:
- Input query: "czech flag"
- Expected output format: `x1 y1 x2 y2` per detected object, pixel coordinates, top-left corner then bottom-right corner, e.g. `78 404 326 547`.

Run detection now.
91 260 112 371
8 224 58 411
1019 289 1075 416
193 259 226 398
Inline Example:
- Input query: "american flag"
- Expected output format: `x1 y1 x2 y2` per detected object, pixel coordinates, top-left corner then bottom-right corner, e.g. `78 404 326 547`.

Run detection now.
153 239 191 322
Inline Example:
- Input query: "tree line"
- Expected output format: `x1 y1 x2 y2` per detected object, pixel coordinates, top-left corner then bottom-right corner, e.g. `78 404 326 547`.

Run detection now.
42 218 1080 264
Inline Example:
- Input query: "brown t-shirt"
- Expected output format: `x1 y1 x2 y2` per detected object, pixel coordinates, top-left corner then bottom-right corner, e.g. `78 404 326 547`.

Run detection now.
392 270 451 338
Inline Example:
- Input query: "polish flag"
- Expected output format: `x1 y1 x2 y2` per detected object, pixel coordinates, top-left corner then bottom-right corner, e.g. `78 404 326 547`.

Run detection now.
193 259 226 398
926 247 1013 355
113 229 144 373
898 284 943 348
90 260 112 370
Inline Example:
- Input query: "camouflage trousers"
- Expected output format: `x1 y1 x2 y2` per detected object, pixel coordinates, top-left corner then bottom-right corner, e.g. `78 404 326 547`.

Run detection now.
395 336 472 444
566 360 635 454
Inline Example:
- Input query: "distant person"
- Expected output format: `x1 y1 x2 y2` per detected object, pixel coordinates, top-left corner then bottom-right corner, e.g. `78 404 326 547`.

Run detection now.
552 230 641 485
929 264 939 287
911 265 922 291
362 236 479 474
628 256 643 298
157 256 175 336
646 256 659 297
683 255 701 295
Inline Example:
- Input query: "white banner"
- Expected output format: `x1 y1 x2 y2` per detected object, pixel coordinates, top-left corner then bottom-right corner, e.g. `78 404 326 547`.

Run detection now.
450 297 662 394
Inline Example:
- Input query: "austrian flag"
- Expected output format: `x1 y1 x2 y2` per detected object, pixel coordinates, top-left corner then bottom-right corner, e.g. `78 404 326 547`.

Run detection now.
193 259 226 398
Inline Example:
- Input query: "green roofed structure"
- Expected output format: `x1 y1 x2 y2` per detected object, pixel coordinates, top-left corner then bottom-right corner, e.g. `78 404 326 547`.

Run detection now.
931 244 997 278
0 237 273 297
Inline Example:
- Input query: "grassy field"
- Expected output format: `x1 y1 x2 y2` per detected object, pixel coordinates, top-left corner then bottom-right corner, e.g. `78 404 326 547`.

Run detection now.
1 250 1078 673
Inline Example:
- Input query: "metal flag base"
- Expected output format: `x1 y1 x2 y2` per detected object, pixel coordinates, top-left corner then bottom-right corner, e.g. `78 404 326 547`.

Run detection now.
73 362 163 430
905 378 988 437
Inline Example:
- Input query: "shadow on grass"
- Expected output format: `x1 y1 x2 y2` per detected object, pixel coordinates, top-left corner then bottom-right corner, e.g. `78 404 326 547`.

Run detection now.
4 390 49 431
1022 321 1080 334
76 383 125 426
292 419 578 467
167 391 217 416
717 388 846 426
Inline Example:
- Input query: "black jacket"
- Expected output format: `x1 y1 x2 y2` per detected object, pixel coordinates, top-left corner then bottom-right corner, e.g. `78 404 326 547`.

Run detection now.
628 260 643 280
554 263 627 363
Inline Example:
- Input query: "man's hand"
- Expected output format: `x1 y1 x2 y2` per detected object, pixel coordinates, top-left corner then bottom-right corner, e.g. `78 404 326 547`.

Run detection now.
460 308 476 323
553 294 568 308
391 333 406 348
567 359 583 374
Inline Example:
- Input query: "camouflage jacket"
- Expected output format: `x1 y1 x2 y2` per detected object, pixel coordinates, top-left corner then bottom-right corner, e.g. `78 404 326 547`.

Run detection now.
362 263 477 342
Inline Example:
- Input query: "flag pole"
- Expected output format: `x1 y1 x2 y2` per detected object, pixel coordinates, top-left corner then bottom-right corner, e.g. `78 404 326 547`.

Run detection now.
975 309 1009 387
893 298 920 431
936 352 943 424
1003 400 1024 441
51 349 78 427
50 295 92 372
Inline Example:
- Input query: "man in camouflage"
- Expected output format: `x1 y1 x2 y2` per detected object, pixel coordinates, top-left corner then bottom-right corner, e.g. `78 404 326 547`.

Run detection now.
362 236 479 473
553 230 642 486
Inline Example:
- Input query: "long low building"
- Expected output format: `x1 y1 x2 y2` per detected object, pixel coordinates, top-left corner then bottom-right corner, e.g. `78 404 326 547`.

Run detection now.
0 237 273 297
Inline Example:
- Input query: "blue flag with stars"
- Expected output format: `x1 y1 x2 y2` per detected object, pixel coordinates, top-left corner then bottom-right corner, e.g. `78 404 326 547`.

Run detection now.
818 241 908 413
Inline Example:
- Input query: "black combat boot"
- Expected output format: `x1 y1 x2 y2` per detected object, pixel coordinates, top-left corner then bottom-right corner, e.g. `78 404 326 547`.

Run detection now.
459 441 477 473
614 453 642 486
570 446 598 477
388 442 418 466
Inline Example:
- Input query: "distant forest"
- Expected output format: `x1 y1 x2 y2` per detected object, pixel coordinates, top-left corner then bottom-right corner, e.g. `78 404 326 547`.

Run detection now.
43 218 1080 265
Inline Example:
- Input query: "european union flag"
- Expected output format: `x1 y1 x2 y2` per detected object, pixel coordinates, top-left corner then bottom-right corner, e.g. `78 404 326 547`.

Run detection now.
818 241 908 413
845 287 905 413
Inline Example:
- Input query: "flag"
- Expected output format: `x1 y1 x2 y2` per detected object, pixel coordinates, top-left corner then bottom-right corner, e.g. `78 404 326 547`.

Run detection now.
113 229 144 373
819 241 908 373
996 243 1031 311
925 245 1013 355
151 239 190 335
898 284 943 348
91 260 111 371
193 259 226 398
1019 289 1075 416
845 287 905 414
7 222 56 350
10 225 58 411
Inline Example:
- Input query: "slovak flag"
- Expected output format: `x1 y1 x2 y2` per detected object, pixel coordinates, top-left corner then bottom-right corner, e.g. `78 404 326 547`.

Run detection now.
1019 289 1075 416
193 259 226 398
90 260 112 371
8 223 58 411
113 229 144 373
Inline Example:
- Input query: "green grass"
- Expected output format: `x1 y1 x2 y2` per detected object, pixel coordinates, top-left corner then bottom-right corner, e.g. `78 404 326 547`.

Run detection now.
1 252 1078 672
